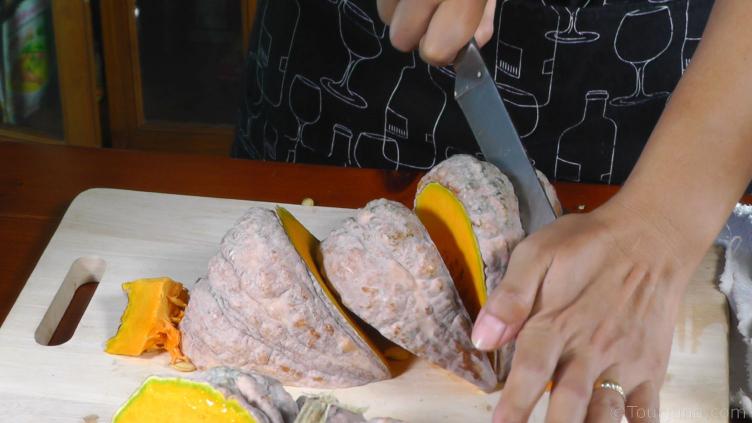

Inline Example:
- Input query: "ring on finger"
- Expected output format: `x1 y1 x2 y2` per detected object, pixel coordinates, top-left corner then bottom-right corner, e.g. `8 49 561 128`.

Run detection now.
595 380 626 402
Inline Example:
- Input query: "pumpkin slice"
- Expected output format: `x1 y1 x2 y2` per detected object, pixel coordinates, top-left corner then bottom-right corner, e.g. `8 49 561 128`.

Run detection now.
320 199 497 392
414 183 486 318
180 207 390 388
275 207 386 362
415 155 525 313
414 154 562 380
114 367 298 423
105 277 190 365
114 376 256 423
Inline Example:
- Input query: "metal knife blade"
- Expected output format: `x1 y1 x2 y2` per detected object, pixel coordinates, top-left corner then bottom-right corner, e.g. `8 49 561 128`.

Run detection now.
454 40 556 234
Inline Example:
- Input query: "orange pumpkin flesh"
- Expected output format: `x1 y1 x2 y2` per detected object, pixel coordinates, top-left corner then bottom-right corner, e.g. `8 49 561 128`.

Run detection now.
105 277 189 364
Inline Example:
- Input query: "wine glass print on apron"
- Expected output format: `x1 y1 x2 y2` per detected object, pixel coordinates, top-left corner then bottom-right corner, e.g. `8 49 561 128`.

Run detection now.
321 0 383 110
611 5 673 106
544 0 600 44
286 75 322 163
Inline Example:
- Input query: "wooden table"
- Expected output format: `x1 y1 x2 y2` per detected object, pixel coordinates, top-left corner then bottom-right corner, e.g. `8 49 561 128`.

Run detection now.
0 140 624 327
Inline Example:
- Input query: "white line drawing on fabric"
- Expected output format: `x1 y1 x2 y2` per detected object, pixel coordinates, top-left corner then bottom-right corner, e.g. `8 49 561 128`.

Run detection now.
254 0 301 107
611 5 674 106
681 0 701 73
263 121 278 160
321 0 383 109
497 40 523 78
238 117 261 158
555 90 618 183
285 75 321 163
493 0 560 139
681 37 700 72
379 52 442 170
544 1 600 44
495 0 559 108
352 132 399 169
329 123 353 165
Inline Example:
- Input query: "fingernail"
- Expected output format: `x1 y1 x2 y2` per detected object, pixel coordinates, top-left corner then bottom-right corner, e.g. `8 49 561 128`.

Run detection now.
472 312 507 351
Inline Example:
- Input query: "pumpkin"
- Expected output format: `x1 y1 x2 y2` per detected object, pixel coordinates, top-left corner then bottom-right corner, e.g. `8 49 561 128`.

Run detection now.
414 155 525 320
105 277 190 366
319 199 497 392
179 207 389 388
275 206 383 359
113 367 299 423
113 376 257 423
414 182 486 318
414 155 562 380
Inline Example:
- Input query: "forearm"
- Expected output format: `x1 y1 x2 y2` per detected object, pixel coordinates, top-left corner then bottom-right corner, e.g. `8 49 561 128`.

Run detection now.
611 0 752 262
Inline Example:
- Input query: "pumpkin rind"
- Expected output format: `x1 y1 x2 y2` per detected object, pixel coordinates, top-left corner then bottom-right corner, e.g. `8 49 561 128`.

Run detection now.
180 207 389 388
320 199 497 392
113 367 298 423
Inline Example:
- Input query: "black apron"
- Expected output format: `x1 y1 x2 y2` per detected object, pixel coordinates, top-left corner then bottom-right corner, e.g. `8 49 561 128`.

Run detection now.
231 0 714 184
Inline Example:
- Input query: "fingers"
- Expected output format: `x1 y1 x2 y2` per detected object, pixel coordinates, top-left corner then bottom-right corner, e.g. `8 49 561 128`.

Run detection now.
376 0 399 24
494 327 562 423
420 0 488 65
474 0 497 47
586 388 625 423
472 240 552 351
388 0 440 52
383 0 489 65
545 358 601 423
625 382 659 423
586 368 626 423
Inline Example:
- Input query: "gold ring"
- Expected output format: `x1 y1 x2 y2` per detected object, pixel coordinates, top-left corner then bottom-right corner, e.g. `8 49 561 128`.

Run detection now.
596 380 626 402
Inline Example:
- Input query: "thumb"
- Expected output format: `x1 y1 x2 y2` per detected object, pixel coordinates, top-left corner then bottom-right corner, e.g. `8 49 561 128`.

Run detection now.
472 241 550 351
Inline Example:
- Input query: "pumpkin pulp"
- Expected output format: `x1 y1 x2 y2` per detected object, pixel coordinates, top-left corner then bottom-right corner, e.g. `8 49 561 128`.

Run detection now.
105 277 189 364
414 183 487 318
113 376 256 423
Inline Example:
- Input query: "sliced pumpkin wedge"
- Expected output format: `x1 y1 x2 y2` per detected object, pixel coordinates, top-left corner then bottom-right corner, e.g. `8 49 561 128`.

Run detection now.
415 183 486 318
275 206 388 368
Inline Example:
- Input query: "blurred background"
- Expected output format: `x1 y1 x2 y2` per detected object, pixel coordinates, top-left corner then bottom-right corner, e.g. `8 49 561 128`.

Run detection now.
0 0 255 154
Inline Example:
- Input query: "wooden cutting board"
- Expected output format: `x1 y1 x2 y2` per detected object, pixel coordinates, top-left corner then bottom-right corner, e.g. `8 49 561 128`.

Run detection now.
0 189 729 422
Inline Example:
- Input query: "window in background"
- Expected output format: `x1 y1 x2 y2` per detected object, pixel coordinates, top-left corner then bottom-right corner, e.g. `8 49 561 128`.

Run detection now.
136 0 244 125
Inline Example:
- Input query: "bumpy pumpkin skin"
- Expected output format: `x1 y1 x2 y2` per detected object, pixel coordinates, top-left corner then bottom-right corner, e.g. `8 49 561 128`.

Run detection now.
180 207 389 388
415 155 563 381
105 277 189 364
416 155 525 297
320 199 497 392
113 367 299 423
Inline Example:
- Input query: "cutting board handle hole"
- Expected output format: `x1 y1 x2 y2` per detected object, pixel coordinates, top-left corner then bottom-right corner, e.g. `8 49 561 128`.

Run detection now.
34 257 106 346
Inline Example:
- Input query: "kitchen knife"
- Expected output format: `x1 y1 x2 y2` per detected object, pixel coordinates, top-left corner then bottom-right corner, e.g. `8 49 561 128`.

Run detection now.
454 39 556 234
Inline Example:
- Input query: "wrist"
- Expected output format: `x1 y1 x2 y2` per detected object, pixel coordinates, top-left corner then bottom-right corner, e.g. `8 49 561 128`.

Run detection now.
594 193 708 283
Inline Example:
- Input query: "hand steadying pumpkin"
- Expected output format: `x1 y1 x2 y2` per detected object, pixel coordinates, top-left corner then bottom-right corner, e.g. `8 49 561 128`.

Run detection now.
472 198 700 422
469 0 752 420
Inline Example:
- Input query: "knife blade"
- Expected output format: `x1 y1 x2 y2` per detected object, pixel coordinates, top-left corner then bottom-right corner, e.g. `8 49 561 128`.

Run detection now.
454 40 556 234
